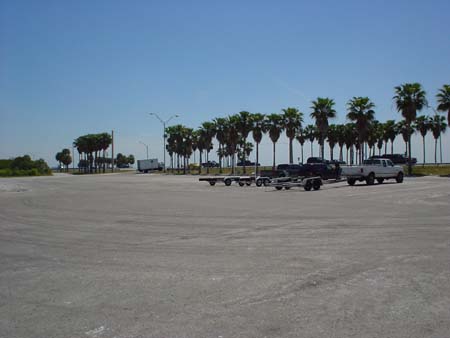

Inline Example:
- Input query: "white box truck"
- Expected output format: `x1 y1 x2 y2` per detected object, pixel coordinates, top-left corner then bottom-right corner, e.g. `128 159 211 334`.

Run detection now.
137 159 162 173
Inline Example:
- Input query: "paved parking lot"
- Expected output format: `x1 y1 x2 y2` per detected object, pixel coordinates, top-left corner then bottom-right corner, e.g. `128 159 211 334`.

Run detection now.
1 174 450 338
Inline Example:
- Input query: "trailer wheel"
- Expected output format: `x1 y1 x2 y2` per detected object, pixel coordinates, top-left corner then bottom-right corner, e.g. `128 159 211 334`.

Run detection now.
209 181 216 186
263 179 270 187
304 180 312 191
238 181 245 187
377 178 384 184
284 186 291 190
347 178 356 186
275 186 283 190
246 181 251 186
396 172 404 183
313 179 321 190
224 178 232 186
366 173 375 185
256 179 263 187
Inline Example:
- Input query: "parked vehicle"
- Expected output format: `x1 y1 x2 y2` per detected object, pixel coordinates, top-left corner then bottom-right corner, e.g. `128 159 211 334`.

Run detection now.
201 161 219 168
341 158 404 185
259 163 338 181
303 163 338 180
237 160 260 166
306 157 326 164
370 154 417 165
137 159 162 173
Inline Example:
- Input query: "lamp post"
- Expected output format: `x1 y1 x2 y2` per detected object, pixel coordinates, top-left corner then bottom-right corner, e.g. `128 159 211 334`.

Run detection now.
139 141 149 159
148 113 179 172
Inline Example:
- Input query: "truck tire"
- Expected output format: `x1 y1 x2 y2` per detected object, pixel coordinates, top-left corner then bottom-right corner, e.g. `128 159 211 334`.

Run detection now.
238 181 245 187
256 179 263 187
275 186 283 190
209 181 216 186
304 180 312 191
377 178 384 184
246 181 251 186
366 173 375 185
396 172 404 183
313 179 321 190
284 186 291 190
347 178 356 186
263 179 270 187
224 178 232 186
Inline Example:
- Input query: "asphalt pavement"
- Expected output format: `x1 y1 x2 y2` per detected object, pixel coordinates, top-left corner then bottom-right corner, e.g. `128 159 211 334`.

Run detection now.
1 173 449 338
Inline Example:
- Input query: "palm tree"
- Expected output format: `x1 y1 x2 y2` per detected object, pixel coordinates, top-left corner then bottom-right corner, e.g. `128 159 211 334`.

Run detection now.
250 113 265 175
213 117 227 173
343 123 356 165
281 107 303 164
304 124 317 158
430 115 447 164
393 83 428 175
225 115 240 174
310 98 337 159
414 115 432 165
265 114 284 170
326 124 339 160
383 120 397 155
346 97 376 164
366 120 380 157
336 124 346 161
437 84 450 125
199 122 215 174
396 121 410 157
295 128 306 164
235 111 253 173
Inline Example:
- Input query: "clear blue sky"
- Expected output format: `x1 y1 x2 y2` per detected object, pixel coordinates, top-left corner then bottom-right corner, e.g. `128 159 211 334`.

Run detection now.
1 0 449 166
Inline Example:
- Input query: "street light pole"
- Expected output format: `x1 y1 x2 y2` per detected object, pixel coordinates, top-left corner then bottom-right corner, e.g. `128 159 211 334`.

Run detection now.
139 141 149 159
148 113 179 172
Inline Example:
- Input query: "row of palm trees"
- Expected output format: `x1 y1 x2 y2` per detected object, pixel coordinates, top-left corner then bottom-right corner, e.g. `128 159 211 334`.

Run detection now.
73 133 113 173
164 83 450 175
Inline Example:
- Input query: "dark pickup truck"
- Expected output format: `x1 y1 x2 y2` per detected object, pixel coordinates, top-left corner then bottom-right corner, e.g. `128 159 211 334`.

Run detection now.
260 163 338 180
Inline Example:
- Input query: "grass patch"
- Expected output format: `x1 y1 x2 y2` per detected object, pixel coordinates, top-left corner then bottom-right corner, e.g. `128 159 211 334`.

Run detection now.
0 168 52 177
405 165 450 177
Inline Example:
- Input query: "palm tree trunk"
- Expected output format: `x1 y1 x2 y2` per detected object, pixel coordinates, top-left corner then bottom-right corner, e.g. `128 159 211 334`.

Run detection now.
384 142 387 155
339 146 343 162
289 138 293 164
272 142 276 170
391 140 394 155
256 142 260 176
435 138 438 164
439 136 443 164
422 136 426 166
407 129 412 176
198 151 202 174
219 144 222 174
206 151 209 174
310 141 313 157
243 137 247 174
301 145 304 164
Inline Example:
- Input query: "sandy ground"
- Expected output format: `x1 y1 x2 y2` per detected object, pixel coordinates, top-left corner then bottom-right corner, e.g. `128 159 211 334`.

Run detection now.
1 173 450 338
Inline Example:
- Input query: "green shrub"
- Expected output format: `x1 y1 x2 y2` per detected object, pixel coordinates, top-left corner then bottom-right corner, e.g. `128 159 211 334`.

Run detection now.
0 156 52 177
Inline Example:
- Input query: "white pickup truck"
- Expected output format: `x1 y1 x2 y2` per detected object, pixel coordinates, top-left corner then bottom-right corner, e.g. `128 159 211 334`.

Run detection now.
341 158 404 186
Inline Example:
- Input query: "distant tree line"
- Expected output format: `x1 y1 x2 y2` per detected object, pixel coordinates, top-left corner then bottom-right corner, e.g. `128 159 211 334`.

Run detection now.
164 83 449 175
0 155 51 177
